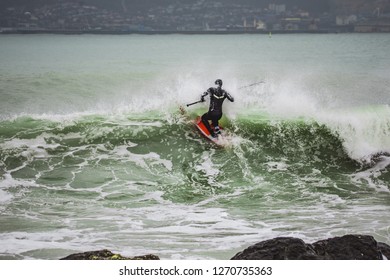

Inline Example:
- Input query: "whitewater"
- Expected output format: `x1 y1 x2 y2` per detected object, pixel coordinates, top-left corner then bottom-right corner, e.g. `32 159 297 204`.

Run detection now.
0 34 389 259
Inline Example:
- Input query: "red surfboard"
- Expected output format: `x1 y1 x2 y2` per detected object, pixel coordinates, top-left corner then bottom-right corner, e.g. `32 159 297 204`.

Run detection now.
195 116 224 146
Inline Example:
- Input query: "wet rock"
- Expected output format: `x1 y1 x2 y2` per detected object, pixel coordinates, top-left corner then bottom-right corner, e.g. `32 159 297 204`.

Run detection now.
231 235 389 260
231 237 319 260
60 249 159 260
378 242 390 259
312 235 382 260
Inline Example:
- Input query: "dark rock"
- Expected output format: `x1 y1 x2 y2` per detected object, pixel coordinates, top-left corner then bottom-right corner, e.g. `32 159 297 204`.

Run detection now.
231 235 389 260
378 242 390 259
231 237 319 260
312 235 382 260
60 249 159 260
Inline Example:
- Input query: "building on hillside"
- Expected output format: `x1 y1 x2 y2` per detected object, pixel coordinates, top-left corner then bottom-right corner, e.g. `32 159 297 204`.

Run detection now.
354 21 390 32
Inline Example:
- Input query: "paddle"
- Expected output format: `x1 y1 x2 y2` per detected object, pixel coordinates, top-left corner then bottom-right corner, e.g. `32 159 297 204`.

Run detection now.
186 81 264 107
186 100 203 107
238 81 265 89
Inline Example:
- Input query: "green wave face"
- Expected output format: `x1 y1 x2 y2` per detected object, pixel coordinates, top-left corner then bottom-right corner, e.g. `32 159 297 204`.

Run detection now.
1 112 386 206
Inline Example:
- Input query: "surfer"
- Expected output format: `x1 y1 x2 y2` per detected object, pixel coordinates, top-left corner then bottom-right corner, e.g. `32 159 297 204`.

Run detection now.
200 79 234 137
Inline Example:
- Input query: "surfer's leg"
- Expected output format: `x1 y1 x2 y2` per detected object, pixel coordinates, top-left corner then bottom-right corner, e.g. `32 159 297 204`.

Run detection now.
211 115 220 127
211 113 222 134
207 113 221 137
201 113 216 137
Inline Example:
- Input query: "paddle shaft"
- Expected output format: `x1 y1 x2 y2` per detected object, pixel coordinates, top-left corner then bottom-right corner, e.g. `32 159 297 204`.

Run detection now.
186 100 202 107
238 81 265 89
187 81 263 107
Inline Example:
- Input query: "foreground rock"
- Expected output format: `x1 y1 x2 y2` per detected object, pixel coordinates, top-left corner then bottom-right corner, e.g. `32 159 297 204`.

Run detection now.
60 235 390 260
231 235 390 260
61 249 159 260
378 242 390 259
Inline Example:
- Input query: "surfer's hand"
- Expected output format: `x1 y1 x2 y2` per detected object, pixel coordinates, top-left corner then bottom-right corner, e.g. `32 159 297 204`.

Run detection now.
200 97 205 102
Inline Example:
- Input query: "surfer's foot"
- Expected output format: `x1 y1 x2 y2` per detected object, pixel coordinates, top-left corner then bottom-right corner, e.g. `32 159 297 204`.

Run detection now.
214 126 221 135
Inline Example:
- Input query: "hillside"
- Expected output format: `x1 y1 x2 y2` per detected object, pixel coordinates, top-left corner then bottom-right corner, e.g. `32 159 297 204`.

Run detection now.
329 0 390 14
1 0 389 15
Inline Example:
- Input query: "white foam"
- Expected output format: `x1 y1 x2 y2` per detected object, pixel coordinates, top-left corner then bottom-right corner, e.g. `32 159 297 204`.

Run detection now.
0 173 39 189
265 161 289 171
111 145 173 171
350 155 390 192
315 106 390 162
195 151 219 177
1 134 59 150
0 134 60 161
0 189 13 203
0 173 40 205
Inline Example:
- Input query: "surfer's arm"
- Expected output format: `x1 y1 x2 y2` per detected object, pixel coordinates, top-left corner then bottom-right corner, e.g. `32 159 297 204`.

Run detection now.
200 92 208 102
200 88 212 102
225 91 234 102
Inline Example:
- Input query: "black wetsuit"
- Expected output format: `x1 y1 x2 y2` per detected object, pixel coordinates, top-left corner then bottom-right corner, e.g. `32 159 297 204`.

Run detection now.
201 86 234 136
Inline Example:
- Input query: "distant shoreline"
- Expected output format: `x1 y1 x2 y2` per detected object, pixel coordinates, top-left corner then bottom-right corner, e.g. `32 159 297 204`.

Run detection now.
0 29 370 35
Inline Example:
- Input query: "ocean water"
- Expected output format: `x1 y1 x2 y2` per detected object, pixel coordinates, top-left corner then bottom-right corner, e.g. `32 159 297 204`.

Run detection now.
0 34 389 260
